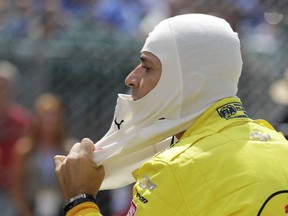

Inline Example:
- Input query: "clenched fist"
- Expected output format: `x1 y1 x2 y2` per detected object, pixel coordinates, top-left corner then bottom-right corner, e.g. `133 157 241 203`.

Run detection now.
54 138 105 201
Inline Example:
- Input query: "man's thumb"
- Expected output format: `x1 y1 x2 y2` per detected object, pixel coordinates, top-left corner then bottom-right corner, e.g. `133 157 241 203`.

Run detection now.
79 138 95 156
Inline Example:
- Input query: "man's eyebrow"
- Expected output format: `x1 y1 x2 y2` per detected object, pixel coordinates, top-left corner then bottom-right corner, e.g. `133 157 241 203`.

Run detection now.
140 56 152 64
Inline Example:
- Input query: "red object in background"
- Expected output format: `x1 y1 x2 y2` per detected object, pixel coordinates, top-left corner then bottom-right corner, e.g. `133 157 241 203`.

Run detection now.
0 104 30 187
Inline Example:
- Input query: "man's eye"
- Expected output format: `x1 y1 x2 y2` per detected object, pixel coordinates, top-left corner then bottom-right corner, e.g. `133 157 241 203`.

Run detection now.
142 66 150 72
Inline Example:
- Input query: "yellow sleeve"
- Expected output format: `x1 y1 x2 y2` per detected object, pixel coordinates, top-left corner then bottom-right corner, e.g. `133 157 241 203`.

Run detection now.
66 201 103 216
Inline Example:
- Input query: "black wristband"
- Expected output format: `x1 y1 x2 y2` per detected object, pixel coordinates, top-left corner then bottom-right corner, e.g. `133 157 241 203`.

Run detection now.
64 194 96 215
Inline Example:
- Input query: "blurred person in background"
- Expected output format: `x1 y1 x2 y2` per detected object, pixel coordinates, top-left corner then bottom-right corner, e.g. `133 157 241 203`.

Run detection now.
269 67 288 139
110 184 133 216
93 0 144 37
12 93 76 216
0 60 30 216
61 0 95 18
15 0 67 39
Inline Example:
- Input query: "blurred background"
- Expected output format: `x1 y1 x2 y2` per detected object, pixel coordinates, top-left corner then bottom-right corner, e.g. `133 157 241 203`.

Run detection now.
0 0 287 215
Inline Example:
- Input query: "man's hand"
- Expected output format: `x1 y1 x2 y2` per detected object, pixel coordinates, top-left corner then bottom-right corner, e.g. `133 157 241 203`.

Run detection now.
54 138 105 201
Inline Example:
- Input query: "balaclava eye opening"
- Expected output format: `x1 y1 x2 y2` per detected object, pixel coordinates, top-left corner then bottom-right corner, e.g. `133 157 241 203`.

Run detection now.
93 14 242 190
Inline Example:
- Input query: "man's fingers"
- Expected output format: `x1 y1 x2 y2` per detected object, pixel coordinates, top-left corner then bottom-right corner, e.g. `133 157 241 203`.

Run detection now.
68 138 94 158
53 141 104 201
54 155 70 200
96 165 105 179
54 155 66 170
79 138 95 157
69 142 81 156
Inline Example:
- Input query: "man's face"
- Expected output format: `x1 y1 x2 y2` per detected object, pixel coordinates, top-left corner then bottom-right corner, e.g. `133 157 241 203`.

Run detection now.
125 51 162 101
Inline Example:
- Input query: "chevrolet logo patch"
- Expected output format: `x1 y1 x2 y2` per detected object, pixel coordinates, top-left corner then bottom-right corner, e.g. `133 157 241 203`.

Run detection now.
139 176 157 191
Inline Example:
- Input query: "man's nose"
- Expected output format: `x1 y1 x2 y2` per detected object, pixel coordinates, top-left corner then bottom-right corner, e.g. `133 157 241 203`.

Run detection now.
125 66 141 88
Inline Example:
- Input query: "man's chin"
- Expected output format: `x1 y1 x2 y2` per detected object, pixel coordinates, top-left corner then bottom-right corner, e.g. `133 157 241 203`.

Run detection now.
131 94 138 101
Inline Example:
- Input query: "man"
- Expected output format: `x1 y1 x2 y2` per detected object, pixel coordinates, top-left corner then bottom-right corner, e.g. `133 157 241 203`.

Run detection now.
0 61 30 215
54 14 288 215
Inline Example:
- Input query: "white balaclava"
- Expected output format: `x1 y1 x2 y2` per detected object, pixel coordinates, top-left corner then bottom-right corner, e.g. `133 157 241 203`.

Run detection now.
93 14 242 190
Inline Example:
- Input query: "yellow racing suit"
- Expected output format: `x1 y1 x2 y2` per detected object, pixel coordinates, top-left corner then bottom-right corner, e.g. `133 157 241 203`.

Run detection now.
67 97 288 216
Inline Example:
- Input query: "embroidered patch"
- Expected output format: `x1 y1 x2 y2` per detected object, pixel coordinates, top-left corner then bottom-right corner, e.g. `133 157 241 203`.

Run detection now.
250 131 271 141
216 102 248 120
139 176 157 191
136 190 148 203
127 200 137 216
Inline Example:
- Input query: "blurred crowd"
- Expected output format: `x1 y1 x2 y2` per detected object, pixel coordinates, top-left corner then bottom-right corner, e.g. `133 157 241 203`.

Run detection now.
0 60 76 216
0 0 287 216
0 0 285 42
